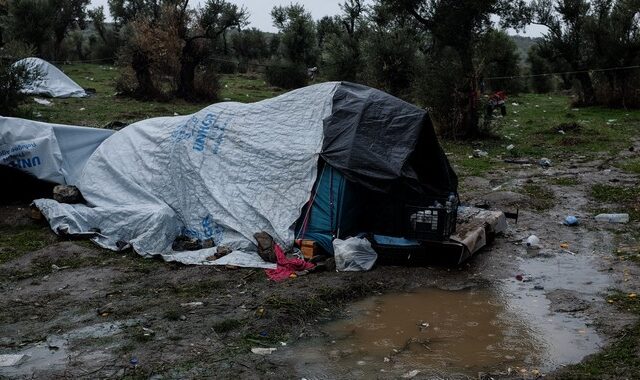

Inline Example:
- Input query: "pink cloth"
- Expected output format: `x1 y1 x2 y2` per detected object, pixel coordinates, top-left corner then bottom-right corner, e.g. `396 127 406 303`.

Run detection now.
265 244 315 282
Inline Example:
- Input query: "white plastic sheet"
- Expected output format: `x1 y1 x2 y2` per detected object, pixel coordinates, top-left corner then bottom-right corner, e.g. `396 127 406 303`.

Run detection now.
333 237 378 271
0 117 114 184
33 83 339 265
14 57 87 98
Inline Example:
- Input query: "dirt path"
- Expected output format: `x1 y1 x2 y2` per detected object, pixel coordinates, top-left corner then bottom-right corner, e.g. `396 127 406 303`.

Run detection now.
1 149 639 379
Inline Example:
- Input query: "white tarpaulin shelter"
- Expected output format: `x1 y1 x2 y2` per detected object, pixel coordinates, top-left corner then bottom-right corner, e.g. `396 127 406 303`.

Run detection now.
0 117 114 184
21 83 339 266
14 57 88 98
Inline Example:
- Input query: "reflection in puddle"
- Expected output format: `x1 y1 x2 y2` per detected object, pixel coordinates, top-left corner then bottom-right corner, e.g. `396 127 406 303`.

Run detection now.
288 286 601 378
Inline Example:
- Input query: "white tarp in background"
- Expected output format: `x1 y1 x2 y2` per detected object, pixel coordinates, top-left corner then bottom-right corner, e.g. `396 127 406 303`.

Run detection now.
0 117 114 184
32 82 339 266
14 57 88 98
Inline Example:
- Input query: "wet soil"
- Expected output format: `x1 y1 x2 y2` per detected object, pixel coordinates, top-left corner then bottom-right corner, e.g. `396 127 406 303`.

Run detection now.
1 151 639 379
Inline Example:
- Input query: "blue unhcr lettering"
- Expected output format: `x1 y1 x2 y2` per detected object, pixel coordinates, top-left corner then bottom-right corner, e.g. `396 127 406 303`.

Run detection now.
193 113 218 152
172 116 199 142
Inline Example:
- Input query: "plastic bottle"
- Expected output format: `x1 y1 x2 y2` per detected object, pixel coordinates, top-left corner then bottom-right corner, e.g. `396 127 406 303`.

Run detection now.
594 213 629 223
525 235 540 249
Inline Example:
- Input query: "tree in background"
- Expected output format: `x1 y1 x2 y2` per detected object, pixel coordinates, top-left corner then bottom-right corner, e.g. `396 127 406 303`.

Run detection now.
2 0 54 54
527 43 555 93
231 27 270 71
531 0 596 105
50 0 89 59
383 0 530 138
362 1 419 98
478 29 523 94
175 0 248 100
87 6 120 61
585 0 640 107
271 3 317 66
320 0 365 82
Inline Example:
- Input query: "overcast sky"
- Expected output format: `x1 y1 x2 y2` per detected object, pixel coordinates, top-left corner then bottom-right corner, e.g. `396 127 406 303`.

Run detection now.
89 0 546 36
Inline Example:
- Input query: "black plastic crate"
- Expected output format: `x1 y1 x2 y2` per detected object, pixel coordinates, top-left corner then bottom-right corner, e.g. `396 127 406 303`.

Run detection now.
405 195 458 241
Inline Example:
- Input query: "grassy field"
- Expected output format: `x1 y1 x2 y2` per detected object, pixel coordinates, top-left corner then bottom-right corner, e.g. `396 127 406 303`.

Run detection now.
8 63 640 377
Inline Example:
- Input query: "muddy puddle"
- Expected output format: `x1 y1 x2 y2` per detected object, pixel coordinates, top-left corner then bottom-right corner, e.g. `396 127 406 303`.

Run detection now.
284 280 604 378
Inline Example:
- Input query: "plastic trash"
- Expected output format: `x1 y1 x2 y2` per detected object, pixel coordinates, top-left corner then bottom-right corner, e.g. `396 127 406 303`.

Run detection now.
506 144 515 150
525 235 540 249
251 347 277 355
333 237 378 271
564 215 579 226
595 213 629 223
472 149 488 158
539 158 552 168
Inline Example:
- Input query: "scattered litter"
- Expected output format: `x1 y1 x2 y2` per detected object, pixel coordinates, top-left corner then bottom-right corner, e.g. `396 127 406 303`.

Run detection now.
563 215 579 226
33 97 53 106
606 119 617 124
402 369 421 378
473 149 489 158
562 249 576 255
173 112 179 116
594 213 629 224
251 347 277 355
629 293 637 298
533 285 544 290
539 158 552 168
130 357 139 366
0 354 27 367
560 243 569 249
334 237 378 272
506 144 515 150
180 301 203 307
559 129 565 134
511 102 519 106
525 235 540 249
515 274 524 281
79 107 86 111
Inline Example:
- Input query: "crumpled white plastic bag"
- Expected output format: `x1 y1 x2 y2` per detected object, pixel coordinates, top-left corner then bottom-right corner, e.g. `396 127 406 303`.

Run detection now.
333 237 378 271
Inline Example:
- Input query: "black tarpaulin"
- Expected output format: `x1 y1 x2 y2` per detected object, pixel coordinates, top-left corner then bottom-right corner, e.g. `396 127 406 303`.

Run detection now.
321 82 457 198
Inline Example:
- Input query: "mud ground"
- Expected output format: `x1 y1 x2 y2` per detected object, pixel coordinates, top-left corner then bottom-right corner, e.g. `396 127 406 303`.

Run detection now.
1 146 639 379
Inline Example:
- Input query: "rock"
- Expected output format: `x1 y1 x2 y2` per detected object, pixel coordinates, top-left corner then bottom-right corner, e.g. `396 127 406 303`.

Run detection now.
172 236 203 251
254 231 277 263
53 185 81 203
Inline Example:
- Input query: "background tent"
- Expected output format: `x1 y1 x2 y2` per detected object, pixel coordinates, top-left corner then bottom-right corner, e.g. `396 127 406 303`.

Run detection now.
14 57 88 98
2 82 456 267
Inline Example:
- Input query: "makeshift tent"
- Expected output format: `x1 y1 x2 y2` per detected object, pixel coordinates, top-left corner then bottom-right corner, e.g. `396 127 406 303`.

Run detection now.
1 82 458 267
14 57 88 98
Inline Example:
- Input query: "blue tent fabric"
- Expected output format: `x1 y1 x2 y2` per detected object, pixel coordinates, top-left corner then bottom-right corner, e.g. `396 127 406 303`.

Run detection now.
297 164 359 254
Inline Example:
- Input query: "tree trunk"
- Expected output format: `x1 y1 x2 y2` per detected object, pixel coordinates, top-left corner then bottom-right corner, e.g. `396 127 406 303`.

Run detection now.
177 41 199 101
131 50 158 99
575 72 595 106
460 51 479 138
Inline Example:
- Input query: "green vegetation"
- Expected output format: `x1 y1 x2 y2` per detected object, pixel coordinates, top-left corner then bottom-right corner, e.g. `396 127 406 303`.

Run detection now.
549 177 581 186
590 184 640 220
521 183 555 211
558 291 640 379
0 224 56 265
23 64 283 127
618 157 640 175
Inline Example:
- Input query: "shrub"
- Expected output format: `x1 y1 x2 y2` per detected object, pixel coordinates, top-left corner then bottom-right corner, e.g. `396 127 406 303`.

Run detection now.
193 65 221 101
264 60 307 89
0 59 39 116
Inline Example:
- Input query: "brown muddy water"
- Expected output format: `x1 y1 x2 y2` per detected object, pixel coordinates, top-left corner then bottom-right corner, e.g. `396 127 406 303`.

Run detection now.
283 256 606 379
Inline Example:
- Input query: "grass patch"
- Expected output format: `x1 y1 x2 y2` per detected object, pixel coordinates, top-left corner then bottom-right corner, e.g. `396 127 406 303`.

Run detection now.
212 318 244 334
549 176 580 186
617 157 640 175
590 184 640 220
20 64 285 127
0 224 56 265
521 183 555 211
557 290 640 379
171 279 224 298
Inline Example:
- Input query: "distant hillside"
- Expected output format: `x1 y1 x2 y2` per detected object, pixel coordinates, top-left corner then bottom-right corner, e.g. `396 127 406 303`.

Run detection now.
510 35 542 64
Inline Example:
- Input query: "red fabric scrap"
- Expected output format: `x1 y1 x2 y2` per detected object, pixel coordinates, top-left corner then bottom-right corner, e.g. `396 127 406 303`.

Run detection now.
265 244 314 282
